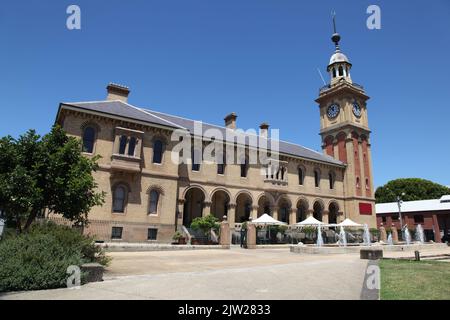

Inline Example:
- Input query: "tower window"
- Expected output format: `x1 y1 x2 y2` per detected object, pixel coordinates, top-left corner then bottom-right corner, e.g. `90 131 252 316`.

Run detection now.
356 177 360 188
365 178 370 190
332 68 337 78
338 66 344 76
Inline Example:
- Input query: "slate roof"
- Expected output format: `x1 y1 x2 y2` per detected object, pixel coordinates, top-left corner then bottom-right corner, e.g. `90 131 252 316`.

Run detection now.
59 100 345 166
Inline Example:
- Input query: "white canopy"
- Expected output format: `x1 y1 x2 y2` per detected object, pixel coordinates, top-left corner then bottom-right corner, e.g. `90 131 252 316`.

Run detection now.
251 214 286 225
295 216 324 226
337 218 363 227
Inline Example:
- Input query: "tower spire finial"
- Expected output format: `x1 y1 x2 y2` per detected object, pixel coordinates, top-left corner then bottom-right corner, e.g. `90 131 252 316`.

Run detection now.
331 11 341 52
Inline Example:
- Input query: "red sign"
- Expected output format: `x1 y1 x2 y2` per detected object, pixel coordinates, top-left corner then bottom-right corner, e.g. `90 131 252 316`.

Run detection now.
359 203 372 215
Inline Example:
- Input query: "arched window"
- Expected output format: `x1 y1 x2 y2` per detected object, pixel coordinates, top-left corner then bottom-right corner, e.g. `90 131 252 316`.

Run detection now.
365 178 370 190
153 140 163 164
113 185 127 213
82 127 96 153
356 177 360 188
332 68 337 78
128 137 137 156
338 66 344 76
298 167 304 185
314 170 320 188
118 135 127 155
148 190 160 215
329 172 334 189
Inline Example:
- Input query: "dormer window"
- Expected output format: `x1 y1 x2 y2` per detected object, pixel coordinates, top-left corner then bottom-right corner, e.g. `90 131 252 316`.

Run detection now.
118 135 127 155
128 137 137 156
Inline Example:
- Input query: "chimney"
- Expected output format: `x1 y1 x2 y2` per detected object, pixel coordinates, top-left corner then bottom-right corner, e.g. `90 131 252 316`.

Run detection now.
106 83 130 102
259 122 269 138
224 112 237 129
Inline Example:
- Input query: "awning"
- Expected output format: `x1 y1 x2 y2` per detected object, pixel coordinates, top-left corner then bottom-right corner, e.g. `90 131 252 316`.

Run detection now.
337 218 363 227
251 213 286 225
295 216 324 226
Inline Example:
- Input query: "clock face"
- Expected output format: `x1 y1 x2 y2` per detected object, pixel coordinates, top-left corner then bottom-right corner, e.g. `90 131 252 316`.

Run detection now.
327 103 340 119
352 102 362 118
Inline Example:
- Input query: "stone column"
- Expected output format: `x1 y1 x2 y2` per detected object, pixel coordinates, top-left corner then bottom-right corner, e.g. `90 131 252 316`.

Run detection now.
219 218 230 249
251 205 259 220
379 223 387 242
272 206 279 220
391 223 399 243
227 203 236 229
322 210 329 224
203 201 211 217
176 199 185 228
307 209 314 218
289 208 297 225
432 213 441 243
246 223 257 249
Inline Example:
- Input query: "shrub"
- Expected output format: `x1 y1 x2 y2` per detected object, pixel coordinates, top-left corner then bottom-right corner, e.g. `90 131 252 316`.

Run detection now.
190 214 220 236
0 221 110 292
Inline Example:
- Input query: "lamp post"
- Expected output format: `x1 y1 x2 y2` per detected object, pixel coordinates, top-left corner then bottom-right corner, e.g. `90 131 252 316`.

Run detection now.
396 192 405 230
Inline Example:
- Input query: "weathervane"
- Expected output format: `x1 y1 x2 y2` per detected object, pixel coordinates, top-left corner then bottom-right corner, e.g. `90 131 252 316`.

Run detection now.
331 11 341 51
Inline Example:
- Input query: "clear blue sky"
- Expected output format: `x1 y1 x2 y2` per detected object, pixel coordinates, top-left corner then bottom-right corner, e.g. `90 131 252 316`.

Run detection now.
1 0 449 188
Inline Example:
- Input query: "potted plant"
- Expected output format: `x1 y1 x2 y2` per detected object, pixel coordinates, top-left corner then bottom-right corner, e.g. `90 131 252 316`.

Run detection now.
172 231 186 245
190 214 220 244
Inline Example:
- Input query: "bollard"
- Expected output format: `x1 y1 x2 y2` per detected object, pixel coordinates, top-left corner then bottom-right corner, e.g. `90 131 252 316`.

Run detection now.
414 250 420 261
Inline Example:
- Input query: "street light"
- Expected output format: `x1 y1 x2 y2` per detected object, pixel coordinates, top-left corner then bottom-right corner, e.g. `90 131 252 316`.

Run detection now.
396 192 406 231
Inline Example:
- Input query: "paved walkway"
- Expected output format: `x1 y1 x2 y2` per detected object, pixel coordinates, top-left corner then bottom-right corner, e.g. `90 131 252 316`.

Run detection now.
1 248 369 300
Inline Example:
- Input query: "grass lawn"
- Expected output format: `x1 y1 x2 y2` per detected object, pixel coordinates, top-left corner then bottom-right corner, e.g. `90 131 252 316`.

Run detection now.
380 259 450 300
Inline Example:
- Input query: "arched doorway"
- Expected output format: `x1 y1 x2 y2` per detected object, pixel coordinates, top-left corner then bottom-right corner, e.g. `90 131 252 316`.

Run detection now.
313 201 324 222
211 190 230 221
278 198 291 224
328 202 339 224
183 187 205 226
257 195 272 217
236 192 252 223
297 199 309 223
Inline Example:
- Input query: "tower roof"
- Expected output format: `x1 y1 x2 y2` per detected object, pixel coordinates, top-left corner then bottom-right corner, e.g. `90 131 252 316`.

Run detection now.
329 51 349 65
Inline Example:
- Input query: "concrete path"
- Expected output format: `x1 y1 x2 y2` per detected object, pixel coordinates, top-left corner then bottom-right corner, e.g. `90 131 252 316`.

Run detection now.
1 248 369 300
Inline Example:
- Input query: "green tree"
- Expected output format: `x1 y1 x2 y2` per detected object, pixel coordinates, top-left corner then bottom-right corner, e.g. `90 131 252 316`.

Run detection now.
0 126 105 233
375 178 450 203
190 214 220 238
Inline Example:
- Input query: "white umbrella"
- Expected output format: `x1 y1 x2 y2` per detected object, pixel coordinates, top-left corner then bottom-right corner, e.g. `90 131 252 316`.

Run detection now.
337 218 363 227
251 213 286 225
251 214 286 245
295 216 324 226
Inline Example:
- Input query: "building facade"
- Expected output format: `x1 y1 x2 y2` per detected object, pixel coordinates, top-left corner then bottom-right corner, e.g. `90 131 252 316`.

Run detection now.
54 31 376 242
376 196 450 243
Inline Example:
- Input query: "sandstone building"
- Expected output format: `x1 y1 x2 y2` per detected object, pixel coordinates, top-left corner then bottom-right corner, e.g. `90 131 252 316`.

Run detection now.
54 31 376 242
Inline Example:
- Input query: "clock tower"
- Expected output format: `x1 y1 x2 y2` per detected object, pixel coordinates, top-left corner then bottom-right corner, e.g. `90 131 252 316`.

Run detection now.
315 22 376 227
